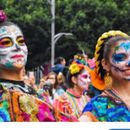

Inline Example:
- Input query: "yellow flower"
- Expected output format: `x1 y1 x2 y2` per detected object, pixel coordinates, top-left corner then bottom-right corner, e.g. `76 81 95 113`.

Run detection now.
69 63 81 75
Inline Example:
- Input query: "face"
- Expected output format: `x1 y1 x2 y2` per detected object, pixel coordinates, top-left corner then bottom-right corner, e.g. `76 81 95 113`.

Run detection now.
47 74 56 85
77 69 91 90
0 25 28 70
109 40 130 80
61 59 66 66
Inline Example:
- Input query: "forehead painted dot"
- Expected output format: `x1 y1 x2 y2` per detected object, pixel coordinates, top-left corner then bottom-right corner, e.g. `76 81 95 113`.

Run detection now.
0 26 7 37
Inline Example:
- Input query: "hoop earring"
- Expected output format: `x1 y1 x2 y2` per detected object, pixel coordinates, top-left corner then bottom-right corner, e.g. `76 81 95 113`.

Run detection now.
104 72 112 89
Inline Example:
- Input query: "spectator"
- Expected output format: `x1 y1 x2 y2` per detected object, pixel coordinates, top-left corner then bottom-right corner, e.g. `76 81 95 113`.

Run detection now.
52 57 66 74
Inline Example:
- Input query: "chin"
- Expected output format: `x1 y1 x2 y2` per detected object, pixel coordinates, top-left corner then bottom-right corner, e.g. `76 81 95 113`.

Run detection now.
14 64 24 69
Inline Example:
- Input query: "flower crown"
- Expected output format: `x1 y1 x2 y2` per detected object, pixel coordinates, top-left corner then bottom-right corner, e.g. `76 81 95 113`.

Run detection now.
74 54 87 65
69 61 84 75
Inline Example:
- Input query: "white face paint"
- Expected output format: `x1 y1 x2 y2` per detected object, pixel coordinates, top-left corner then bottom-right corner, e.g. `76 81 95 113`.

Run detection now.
0 25 28 70
109 40 130 80
77 69 91 90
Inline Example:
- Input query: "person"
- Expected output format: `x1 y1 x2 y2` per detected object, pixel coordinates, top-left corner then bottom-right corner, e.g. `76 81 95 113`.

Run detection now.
0 10 56 122
51 56 66 74
54 72 67 98
38 72 57 104
53 60 91 120
80 30 130 122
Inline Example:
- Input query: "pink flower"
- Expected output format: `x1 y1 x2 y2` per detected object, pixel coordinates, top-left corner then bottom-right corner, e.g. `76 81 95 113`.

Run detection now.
0 10 7 23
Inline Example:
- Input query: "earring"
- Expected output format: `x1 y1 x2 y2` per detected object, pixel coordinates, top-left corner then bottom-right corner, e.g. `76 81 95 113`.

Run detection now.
104 72 112 89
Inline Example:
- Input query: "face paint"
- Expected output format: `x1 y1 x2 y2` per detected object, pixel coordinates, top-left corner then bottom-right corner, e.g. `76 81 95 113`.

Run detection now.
110 41 130 80
77 70 90 90
0 25 28 70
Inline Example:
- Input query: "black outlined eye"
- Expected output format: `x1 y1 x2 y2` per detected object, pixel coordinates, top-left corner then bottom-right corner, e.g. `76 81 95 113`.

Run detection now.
16 36 25 46
0 37 13 48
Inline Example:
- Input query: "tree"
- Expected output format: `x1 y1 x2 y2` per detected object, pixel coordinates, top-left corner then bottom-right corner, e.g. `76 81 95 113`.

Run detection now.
1 0 130 69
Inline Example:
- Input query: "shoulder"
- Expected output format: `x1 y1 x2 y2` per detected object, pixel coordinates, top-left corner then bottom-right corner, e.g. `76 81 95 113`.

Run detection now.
83 95 108 113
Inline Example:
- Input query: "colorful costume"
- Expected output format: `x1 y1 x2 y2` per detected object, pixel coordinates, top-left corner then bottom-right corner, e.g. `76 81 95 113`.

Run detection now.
82 89 130 122
0 80 56 122
54 88 90 120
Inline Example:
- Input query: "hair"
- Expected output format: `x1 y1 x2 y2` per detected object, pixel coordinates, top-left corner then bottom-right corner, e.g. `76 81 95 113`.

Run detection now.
66 70 81 88
46 71 57 88
94 30 129 80
66 64 84 88
54 57 65 64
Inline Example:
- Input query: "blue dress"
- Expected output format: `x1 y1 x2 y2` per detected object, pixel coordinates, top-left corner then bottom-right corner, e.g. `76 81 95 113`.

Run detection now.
82 89 130 121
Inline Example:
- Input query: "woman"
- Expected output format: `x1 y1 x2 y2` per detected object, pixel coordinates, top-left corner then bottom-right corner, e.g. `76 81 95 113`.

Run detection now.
38 72 57 104
80 30 130 122
54 72 67 98
53 60 91 120
0 10 56 122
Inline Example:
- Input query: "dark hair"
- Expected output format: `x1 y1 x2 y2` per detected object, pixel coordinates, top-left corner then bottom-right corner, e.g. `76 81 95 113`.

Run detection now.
66 69 84 88
54 57 65 64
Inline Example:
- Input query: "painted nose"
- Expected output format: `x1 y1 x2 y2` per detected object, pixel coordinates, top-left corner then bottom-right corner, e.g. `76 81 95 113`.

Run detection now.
127 61 130 66
14 43 21 50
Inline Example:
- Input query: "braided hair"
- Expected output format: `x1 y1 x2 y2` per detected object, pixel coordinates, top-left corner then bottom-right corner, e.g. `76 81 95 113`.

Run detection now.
94 30 129 80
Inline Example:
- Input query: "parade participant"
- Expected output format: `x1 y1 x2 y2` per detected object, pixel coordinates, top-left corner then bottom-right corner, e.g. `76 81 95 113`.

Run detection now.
53 60 91 120
0 10 56 122
80 30 130 122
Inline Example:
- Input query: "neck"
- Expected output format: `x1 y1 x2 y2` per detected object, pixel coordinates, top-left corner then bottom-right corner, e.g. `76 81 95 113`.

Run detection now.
72 84 84 97
112 79 130 98
0 68 23 81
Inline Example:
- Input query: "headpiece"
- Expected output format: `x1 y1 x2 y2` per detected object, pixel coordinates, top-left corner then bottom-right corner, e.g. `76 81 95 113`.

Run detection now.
91 30 129 90
0 10 7 24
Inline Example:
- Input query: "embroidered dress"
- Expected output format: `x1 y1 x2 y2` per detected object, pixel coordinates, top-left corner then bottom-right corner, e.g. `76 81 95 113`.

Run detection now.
82 89 130 122
0 79 56 122
54 88 90 121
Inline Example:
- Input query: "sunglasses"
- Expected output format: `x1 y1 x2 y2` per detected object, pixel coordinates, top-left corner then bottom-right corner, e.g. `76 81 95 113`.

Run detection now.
0 36 25 48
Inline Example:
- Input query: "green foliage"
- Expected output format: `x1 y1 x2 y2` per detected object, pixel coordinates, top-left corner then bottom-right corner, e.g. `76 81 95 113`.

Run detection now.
1 0 130 69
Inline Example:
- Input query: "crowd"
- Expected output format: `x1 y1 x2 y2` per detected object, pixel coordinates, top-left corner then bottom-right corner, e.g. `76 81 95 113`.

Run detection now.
0 10 130 122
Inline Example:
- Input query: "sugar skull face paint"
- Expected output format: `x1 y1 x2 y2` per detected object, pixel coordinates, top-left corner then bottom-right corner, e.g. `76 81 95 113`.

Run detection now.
77 69 90 90
0 25 28 70
109 41 130 80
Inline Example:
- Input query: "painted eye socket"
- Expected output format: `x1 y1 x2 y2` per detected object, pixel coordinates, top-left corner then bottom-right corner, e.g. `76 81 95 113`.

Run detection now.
113 53 126 62
0 38 13 48
81 75 88 79
16 36 25 46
